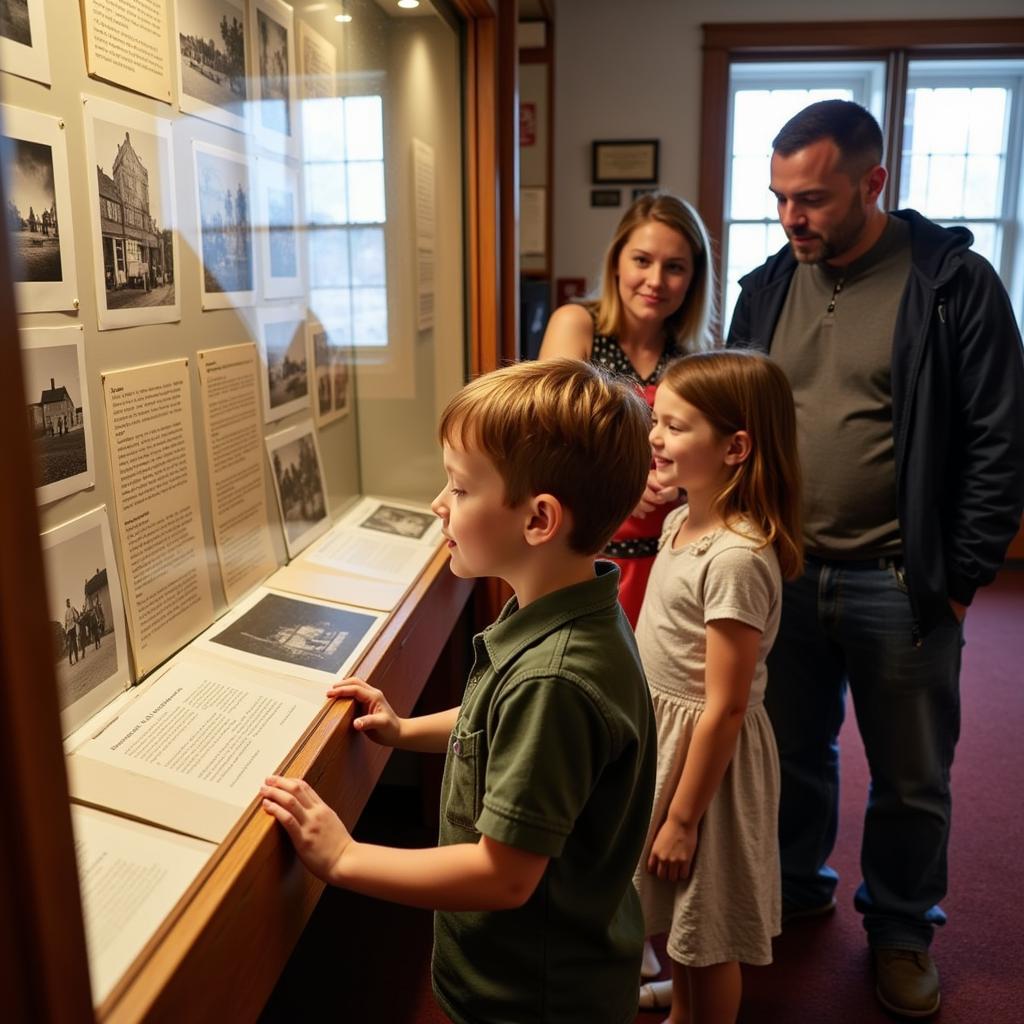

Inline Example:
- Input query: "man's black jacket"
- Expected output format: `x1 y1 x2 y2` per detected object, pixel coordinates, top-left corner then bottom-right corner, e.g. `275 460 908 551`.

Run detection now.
727 208 1024 638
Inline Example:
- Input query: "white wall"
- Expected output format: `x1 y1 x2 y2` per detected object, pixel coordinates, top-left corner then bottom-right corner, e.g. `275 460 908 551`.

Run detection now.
552 0 1024 289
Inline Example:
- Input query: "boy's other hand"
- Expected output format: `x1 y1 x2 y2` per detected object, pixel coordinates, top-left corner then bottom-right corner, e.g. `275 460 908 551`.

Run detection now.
261 775 352 884
328 678 402 746
647 817 698 883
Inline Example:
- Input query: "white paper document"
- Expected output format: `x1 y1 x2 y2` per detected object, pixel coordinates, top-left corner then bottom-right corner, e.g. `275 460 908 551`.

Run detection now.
71 804 214 1005
300 497 442 586
197 344 278 605
101 359 215 677
67 652 324 842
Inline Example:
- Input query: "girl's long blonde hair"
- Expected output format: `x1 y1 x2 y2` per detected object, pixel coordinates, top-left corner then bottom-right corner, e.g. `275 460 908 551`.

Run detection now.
585 192 715 352
661 351 804 579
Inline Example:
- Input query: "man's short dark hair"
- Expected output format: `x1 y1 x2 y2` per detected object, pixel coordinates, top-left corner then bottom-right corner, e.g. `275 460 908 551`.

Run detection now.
772 99 884 177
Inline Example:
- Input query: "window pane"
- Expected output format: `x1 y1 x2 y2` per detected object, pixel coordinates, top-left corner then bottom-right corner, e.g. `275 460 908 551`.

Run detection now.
967 88 1008 153
724 222 787 335
730 155 774 219
942 221 1001 267
733 91 777 156
352 287 388 346
302 98 345 162
306 163 347 224
309 287 352 345
344 96 384 161
900 152 929 209
308 228 350 288
927 155 966 217
350 227 385 286
346 162 386 223
964 155 1003 218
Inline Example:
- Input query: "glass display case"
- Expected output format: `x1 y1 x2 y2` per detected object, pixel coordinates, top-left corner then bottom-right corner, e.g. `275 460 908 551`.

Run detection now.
0 0 511 1018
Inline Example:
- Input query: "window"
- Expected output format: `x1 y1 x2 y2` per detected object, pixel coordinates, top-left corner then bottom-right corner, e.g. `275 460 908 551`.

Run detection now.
302 92 388 350
723 62 885 331
702 21 1024 334
900 60 1024 294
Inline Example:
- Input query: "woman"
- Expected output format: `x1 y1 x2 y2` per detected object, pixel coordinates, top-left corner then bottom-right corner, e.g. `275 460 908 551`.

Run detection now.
539 193 714 626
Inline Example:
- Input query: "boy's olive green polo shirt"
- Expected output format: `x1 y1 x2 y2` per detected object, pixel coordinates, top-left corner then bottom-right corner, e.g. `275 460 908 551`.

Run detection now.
431 561 656 1024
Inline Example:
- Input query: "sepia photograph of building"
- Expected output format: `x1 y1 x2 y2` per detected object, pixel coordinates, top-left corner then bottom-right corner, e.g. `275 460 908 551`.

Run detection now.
0 0 31 47
255 3 291 137
21 331 93 504
92 123 174 310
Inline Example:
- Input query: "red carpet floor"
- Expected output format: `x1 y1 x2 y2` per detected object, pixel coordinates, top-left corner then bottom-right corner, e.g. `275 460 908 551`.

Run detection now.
260 570 1024 1023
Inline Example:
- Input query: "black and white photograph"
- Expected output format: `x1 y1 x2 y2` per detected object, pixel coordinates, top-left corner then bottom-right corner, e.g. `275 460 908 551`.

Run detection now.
193 140 255 309
21 326 95 506
360 502 437 541
205 589 382 682
257 156 302 299
265 419 329 557
40 507 130 737
310 317 352 427
248 0 295 154
0 0 49 85
83 96 180 331
175 0 248 132
1 105 78 312
257 304 308 421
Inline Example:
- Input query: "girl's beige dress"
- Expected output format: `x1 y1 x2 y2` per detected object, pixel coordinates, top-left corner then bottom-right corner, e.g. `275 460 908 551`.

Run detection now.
633 506 782 967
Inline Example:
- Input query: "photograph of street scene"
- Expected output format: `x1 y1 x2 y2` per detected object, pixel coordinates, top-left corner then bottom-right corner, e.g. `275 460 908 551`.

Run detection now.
195 143 253 297
2 132 60 282
43 522 121 717
270 429 326 546
177 0 246 128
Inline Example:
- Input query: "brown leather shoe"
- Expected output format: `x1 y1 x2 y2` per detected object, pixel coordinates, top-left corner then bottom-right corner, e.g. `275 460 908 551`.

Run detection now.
873 948 940 1018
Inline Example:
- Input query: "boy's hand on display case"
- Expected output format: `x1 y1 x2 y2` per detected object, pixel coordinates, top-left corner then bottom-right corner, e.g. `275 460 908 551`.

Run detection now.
328 677 402 747
261 775 352 885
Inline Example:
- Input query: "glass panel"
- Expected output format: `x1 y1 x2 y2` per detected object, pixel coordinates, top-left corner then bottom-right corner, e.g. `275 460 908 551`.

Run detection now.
346 162 386 224
730 155 773 219
344 95 384 161
349 227 385 286
927 155 966 217
967 88 1008 154
964 155 1003 218
305 163 347 224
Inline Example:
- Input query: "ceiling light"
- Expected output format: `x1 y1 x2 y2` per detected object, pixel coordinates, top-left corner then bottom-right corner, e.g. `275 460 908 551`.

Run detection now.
398 0 420 9
335 12 352 20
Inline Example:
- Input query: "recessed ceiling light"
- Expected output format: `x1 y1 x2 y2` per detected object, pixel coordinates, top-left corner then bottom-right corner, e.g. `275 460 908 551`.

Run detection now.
335 11 352 20
398 0 420 9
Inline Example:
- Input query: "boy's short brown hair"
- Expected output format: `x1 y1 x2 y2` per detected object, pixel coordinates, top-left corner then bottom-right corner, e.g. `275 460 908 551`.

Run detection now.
439 359 651 555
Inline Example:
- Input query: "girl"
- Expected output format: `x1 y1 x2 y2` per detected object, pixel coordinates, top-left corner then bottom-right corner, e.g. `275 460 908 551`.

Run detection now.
634 350 803 1023
539 193 714 627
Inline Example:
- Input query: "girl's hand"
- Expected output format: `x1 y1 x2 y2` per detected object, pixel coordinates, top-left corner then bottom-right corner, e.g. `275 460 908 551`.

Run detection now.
260 775 353 884
328 678 402 746
633 470 680 518
647 816 698 882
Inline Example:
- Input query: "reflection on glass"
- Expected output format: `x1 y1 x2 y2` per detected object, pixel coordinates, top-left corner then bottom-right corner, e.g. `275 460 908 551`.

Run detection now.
306 164 347 224
346 162 386 224
343 96 384 161
302 98 346 163
309 228 350 289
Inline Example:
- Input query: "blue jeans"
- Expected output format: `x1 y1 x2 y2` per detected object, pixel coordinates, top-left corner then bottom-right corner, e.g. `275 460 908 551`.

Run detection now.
766 558 963 950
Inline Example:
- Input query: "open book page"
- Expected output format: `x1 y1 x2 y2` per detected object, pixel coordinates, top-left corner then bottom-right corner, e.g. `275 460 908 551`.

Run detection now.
66 650 324 842
71 804 214 1005
197 344 278 606
101 359 215 677
192 586 387 686
298 496 442 585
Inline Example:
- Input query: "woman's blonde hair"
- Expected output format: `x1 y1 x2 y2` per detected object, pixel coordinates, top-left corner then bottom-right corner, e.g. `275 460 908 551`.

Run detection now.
661 351 804 579
586 193 715 352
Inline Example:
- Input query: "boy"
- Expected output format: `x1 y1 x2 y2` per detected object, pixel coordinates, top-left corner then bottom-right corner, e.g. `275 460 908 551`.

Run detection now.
261 358 656 1023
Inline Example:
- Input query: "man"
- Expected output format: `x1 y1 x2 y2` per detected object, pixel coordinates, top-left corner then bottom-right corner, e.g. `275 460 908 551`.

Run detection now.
63 597 79 666
727 99 1024 1018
